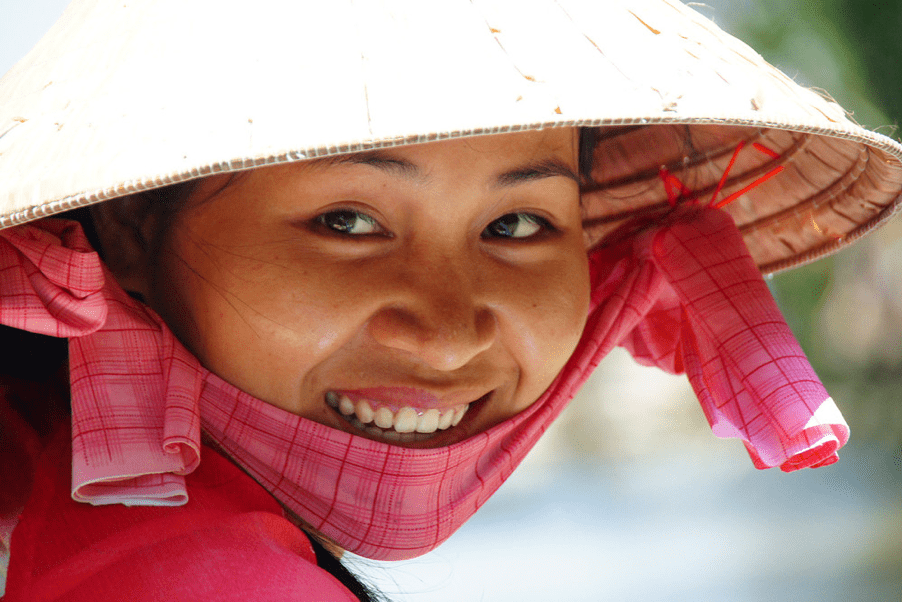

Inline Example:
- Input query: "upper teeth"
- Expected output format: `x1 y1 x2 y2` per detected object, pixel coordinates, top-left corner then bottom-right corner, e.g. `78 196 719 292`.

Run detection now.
326 391 468 440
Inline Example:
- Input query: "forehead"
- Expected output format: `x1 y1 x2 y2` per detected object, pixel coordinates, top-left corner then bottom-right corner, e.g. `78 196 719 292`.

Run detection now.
310 127 578 170
188 128 580 202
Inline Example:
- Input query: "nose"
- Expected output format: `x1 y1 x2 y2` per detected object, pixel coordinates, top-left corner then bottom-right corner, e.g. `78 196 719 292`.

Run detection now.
367 274 498 372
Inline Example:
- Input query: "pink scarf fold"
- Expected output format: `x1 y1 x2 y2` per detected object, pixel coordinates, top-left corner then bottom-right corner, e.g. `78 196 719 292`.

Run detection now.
0 208 847 560
600 207 846 469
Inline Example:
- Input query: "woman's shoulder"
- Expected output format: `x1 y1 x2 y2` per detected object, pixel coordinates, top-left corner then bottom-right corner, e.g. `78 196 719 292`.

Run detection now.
4 425 358 601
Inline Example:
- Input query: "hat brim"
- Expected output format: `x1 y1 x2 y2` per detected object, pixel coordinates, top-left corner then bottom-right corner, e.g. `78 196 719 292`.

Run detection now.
2 0 900 273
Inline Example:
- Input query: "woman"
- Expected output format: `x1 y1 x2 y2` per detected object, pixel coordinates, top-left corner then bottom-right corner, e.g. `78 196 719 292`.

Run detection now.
2 0 900 599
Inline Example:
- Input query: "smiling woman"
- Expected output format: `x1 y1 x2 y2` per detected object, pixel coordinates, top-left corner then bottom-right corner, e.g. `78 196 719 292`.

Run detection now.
2 0 901 601
92 130 590 449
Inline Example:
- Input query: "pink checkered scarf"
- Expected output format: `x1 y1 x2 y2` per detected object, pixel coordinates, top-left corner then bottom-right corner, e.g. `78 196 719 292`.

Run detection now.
0 208 847 560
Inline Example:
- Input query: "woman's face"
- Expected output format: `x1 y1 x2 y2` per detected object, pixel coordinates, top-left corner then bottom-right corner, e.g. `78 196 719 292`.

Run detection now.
145 129 590 448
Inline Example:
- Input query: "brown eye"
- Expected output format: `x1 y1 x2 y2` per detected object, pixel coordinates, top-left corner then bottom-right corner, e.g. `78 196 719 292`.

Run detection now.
483 213 550 239
316 210 383 235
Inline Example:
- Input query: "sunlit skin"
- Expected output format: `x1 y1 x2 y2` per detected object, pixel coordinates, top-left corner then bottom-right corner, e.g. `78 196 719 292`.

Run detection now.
132 129 590 448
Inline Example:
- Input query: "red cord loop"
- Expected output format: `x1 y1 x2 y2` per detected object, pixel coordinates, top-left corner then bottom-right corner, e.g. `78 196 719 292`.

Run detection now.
658 142 785 210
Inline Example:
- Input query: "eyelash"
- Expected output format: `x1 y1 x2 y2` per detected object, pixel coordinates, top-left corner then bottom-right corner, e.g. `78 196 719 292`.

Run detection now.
481 213 555 240
314 209 555 239
314 210 385 236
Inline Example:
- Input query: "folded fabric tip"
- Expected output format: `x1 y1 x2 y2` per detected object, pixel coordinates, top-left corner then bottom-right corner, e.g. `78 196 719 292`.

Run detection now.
73 473 190 507
0 220 108 336
748 439 841 473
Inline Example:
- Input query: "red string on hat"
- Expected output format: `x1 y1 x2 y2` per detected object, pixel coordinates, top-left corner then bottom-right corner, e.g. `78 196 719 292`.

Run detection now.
659 142 785 209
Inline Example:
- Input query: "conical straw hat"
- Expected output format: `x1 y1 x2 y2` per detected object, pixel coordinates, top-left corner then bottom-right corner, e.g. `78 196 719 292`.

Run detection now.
2 0 901 273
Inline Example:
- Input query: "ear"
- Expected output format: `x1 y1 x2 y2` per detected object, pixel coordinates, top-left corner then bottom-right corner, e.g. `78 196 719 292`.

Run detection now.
89 196 161 300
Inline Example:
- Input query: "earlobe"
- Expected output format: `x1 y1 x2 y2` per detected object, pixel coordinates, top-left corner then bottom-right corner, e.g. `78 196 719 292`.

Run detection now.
89 196 159 300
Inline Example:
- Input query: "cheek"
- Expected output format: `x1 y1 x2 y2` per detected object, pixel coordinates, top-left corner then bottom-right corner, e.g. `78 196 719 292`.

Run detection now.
501 251 591 392
149 228 354 407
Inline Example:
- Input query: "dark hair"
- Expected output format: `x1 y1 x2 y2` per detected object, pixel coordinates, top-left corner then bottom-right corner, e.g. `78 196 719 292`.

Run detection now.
579 126 600 186
308 536 388 602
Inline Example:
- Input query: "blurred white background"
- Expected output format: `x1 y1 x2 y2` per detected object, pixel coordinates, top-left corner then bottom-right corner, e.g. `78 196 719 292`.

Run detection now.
3 1 901 600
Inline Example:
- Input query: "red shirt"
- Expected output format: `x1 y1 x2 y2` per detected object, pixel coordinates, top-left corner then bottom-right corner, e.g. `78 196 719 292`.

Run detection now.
5 423 358 602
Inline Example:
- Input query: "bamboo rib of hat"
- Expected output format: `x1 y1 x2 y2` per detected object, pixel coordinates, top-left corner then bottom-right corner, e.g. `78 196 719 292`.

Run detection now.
2 0 902 273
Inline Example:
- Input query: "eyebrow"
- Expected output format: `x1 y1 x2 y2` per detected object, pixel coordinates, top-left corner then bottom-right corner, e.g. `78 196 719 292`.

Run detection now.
494 158 580 187
331 152 420 179
328 151 580 187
